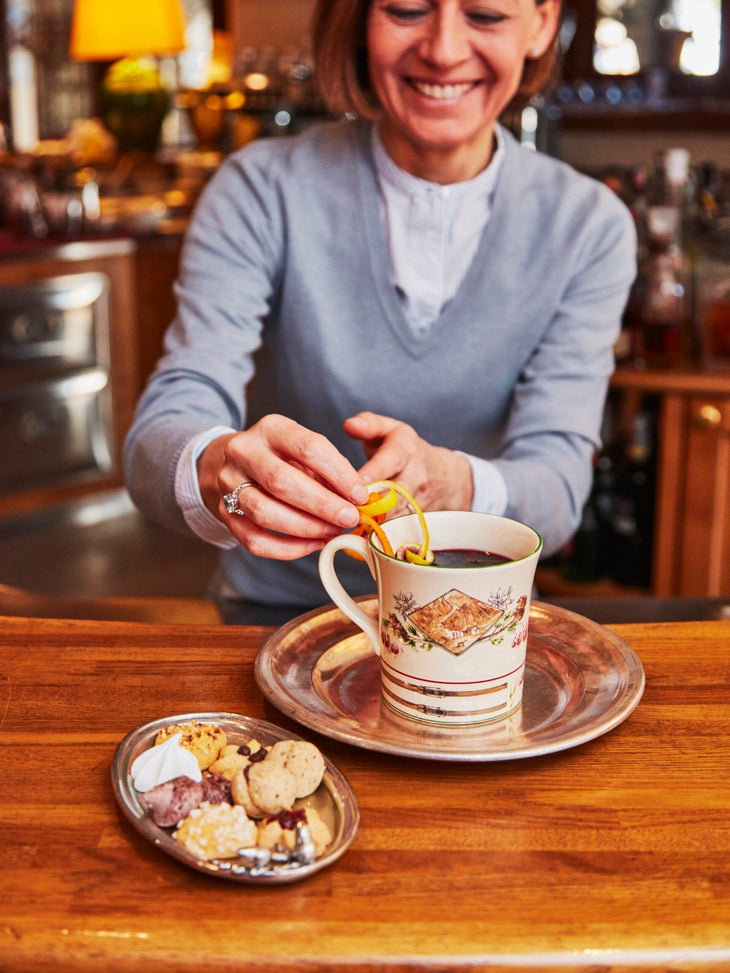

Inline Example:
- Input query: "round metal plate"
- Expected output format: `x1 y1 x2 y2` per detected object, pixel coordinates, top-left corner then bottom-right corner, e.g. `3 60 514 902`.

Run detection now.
112 712 360 884
255 599 645 761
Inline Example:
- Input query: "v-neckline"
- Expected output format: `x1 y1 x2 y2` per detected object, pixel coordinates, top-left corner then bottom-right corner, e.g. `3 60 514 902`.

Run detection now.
355 122 512 357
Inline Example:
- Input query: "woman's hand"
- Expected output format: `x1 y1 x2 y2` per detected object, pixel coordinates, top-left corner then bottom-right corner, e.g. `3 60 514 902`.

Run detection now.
344 411 473 512
199 414 370 560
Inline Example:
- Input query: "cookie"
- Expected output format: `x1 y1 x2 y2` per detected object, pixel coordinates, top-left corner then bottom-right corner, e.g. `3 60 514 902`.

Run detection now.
131 732 201 792
174 802 257 860
267 740 325 798
144 725 333 864
238 738 265 757
155 722 226 771
201 772 232 805
208 745 249 780
230 767 261 817
247 759 298 816
257 807 333 857
143 775 204 828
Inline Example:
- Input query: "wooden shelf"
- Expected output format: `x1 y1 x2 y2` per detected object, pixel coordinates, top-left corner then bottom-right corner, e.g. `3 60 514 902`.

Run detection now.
611 362 730 395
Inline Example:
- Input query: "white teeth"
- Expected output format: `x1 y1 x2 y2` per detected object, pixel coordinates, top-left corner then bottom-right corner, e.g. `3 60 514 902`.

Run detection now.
413 81 473 100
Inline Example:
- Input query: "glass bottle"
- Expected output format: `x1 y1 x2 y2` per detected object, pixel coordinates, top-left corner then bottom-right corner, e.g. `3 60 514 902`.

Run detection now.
627 208 688 367
695 217 730 371
626 152 694 368
695 161 722 236
609 410 656 589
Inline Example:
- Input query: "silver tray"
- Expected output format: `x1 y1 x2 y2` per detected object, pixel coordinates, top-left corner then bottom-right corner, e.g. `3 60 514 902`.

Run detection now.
112 712 360 884
255 599 645 761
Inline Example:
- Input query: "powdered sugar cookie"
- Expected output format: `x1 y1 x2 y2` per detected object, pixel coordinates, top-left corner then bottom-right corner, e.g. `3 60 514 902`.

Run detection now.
174 802 257 860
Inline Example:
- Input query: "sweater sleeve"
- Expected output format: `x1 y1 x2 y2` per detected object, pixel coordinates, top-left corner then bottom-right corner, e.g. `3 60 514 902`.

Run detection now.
492 178 637 556
122 143 282 534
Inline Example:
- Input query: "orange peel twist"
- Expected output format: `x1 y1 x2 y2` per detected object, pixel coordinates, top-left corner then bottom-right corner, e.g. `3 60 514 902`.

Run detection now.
350 480 433 564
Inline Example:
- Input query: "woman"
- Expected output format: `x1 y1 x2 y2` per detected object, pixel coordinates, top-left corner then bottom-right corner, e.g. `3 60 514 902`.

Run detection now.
123 0 636 615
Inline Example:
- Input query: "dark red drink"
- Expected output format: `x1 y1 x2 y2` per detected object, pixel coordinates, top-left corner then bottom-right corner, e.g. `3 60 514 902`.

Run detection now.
431 548 512 568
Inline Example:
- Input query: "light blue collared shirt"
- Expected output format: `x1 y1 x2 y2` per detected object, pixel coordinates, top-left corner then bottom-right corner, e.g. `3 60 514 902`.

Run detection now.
372 125 506 336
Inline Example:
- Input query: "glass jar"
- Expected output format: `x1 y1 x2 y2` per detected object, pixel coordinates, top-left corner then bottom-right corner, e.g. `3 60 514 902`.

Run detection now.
695 218 730 371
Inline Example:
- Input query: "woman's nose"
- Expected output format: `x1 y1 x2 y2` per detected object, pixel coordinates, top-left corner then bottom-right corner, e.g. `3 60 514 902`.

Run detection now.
419 8 471 66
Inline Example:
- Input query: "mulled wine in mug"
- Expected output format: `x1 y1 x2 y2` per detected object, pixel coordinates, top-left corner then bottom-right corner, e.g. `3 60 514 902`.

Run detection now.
318 511 542 727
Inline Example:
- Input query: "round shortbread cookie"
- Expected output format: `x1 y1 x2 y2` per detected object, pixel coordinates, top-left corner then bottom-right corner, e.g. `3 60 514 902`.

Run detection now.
267 740 325 798
246 760 298 816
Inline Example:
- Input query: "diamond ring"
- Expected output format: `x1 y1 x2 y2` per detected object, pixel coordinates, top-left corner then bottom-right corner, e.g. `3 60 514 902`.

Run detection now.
223 480 257 517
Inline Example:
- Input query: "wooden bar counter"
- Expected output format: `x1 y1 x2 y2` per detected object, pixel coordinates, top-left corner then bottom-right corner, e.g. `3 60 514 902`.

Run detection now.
1 613 729 972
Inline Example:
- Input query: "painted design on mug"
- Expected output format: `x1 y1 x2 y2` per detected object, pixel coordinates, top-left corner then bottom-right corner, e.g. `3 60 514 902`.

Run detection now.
509 665 526 708
383 590 528 657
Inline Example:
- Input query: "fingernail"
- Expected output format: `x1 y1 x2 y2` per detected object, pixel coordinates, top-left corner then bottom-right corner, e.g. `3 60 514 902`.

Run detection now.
351 484 369 504
337 507 360 528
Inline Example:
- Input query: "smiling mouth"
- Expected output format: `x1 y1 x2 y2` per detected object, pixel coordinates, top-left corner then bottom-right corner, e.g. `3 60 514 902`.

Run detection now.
410 80 478 100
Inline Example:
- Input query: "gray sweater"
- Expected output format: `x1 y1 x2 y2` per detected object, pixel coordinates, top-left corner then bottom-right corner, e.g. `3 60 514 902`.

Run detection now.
123 119 636 608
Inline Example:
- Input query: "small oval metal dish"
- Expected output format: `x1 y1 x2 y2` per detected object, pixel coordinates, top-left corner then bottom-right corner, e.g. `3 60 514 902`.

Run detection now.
112 712 359 884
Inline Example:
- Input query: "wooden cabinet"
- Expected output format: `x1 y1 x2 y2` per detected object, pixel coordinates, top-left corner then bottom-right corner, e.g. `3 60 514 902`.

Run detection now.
133 234 183 388
651 387 730 597
537 366 730 599
611 367 730 597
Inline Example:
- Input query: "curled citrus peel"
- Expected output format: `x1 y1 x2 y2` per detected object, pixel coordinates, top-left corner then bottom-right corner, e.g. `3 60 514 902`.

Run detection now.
350 479 434 565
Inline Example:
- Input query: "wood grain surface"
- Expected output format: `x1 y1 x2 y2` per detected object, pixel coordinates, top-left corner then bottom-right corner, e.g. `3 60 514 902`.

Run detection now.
1 614 729 972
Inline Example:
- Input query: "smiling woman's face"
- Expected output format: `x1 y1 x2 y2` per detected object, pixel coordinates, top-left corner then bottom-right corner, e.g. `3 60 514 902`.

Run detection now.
366 0 559 182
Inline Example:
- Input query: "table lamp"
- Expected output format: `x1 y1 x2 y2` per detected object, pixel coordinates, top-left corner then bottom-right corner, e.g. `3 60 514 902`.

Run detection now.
69 0 186 153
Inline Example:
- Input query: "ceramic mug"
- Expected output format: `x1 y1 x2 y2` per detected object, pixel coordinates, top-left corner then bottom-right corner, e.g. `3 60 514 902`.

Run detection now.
318 511 542 726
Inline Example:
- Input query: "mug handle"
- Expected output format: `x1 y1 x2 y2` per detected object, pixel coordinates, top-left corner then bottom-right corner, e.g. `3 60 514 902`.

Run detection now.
318 533 380 656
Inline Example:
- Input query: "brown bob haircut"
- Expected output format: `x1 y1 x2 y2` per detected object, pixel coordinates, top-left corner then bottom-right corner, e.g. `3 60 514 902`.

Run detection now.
311 0 563 119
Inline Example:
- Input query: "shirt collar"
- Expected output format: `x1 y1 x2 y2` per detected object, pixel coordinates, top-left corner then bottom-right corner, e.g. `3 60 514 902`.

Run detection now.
372 124 505 201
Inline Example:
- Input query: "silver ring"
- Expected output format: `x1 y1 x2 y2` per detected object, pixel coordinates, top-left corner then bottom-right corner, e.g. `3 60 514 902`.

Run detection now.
223 480 257 517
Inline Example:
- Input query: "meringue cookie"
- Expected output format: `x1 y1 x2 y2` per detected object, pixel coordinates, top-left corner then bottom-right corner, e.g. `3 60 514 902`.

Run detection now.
131 733 203 792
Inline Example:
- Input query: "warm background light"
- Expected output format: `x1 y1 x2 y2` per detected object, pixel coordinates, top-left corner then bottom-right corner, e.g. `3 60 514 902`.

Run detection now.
69 0 186 61
68 0 188 153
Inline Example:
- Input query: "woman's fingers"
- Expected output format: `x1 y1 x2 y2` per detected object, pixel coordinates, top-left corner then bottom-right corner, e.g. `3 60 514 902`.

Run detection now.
344 411 417 486
225 415 368 520
222 509 332 561
220 475 350 538
200 411 470 563
206 416 372 558
344 411 473 511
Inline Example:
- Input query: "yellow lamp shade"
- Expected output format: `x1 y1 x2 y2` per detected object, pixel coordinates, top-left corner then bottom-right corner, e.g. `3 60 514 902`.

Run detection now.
70 0 186 61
